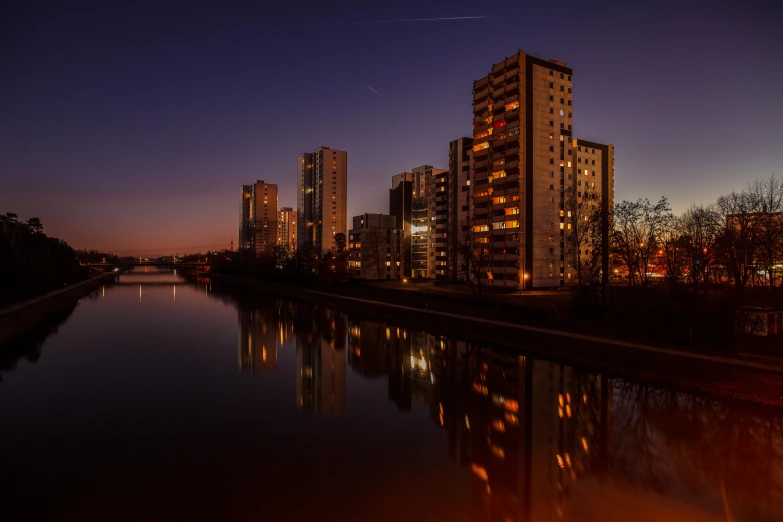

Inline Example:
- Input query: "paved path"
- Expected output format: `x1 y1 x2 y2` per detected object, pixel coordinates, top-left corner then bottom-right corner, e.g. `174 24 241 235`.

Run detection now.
303 288 779 373
0 272 115 318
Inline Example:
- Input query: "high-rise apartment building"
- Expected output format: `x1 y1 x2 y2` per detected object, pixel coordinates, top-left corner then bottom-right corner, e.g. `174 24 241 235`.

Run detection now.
471 50 613 288
297 147 347 254
389 166 446 278
277 207 297 249
239 180 278 256
434 137 473 280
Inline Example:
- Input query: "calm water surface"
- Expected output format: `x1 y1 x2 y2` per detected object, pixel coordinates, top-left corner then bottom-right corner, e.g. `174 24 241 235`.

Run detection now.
1 267 782 521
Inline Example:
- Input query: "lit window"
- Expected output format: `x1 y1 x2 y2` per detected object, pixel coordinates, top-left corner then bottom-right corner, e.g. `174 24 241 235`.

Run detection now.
559 110 564 117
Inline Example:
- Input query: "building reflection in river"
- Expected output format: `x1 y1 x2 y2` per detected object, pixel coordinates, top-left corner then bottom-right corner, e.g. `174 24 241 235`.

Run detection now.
295 304 346 414
238 307 277 373
205 281 783 521
343 314 783 521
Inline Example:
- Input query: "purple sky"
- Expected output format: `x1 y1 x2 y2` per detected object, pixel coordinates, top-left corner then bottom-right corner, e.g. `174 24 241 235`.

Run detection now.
2 1 781 256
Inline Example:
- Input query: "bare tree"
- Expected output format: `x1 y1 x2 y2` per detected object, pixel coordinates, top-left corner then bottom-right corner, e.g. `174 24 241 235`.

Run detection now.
363 229 385 281
389 228 408 280
678 205 720 293
456 219 491 295
656 213 683 290
611 197 672 290
565 187 604 286
715 190 762 293
749 176 783 287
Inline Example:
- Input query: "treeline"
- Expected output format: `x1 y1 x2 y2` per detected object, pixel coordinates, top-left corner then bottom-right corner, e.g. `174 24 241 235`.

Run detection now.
206 233 350 283
611 176 783 294
0 213 87 307
74 249 120 265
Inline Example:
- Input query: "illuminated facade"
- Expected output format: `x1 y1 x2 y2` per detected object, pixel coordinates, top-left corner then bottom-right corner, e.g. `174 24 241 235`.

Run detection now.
297 147 347 253
239 180 278 256
277 206 297 249
471 50 614 288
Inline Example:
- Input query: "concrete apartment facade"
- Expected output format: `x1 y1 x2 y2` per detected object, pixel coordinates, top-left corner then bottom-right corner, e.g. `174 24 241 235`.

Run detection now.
435 137 473 280
297 147 347 253
471 50 613 289
239 180 278 256
277 207 297 250
348 213 400 280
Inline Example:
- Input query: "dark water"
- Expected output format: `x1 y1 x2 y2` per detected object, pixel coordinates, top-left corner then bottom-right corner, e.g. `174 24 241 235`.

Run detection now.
1 267 782 521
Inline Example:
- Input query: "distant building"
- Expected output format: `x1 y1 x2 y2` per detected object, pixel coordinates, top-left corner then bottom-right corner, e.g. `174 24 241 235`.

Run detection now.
239 180 278 256
297 147 347 254
348 213 400 280
277 207 297 249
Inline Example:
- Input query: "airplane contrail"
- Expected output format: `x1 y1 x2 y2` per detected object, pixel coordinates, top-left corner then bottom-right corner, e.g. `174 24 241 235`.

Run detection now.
357 15 492 24
364 84 383 97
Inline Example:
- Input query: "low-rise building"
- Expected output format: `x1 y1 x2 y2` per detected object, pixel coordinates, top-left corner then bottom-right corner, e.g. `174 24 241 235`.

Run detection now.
348 213 401 280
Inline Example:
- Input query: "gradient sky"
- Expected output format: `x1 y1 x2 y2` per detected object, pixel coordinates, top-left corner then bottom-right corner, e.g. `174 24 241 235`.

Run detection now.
2 0 782 256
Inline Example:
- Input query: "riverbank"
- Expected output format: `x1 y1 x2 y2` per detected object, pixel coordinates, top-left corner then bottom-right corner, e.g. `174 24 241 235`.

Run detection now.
204 272 783 408
0 271 117 345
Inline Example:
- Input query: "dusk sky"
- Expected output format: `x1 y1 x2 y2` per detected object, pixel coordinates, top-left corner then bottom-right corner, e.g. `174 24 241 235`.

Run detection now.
2 1 781 256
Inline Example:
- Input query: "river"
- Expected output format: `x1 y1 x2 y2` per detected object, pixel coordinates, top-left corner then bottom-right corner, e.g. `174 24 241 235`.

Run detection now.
1 267 781 521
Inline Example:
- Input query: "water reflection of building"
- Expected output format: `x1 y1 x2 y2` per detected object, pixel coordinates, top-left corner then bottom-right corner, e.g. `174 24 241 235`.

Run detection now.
296 305 346 414
347 319 388 378
238 307 277 374
430 346 610 522
236 297 298 375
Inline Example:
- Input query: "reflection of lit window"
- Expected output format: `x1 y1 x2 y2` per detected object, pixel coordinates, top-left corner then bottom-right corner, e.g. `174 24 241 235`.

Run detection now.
491 445 505 459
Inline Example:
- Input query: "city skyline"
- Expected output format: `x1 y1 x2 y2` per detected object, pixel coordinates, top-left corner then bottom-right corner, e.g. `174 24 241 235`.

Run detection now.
2 1 782 255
